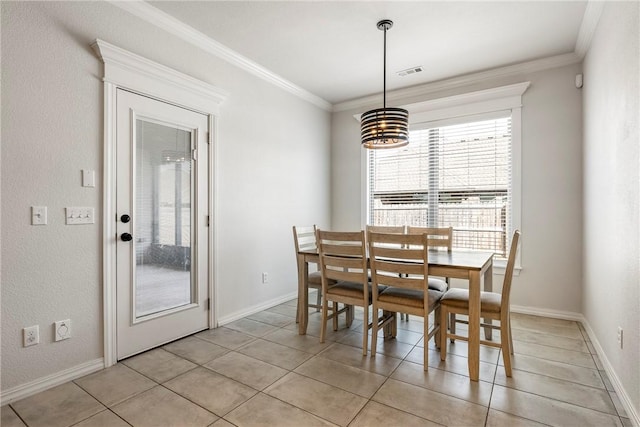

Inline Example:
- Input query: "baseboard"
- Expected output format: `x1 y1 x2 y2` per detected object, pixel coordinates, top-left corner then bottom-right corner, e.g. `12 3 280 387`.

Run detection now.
0 358 104 406
216 291 298 326
579 317 640 426
510 304 583 322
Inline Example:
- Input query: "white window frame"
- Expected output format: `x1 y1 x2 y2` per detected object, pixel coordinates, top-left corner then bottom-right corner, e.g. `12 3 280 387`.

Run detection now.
360 82 529 273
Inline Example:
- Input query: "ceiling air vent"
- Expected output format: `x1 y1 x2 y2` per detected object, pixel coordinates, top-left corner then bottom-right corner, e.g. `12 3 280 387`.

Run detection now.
397 66 424 77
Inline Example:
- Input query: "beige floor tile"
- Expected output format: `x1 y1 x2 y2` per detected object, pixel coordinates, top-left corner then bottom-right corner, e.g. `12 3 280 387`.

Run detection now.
294 356 386 398
485 409 549 427
122 348 197 383
621 417 634 427
349 401 441 427
224 318 280 337
164 367 257 416
163 336 230 365
512 340 596 369
262 328 333 354
74 363 156 407
1 406 26 427
225 393 335 427
510 315 583 340
338 331 414 359
392 360 493 406
490 385 622 426
112 385 217 427
237 338 313 370
405 346 498 382
265 302 299 318
318 342 402 376
601 370 615 391
210 418 236 427
265 372 367 426
511 327 590 352
74 410 130 427
426 336 501 364
247 310 295 327
10 382 105 427
204 351 288 390
508 354 604 388
495 368 617 415
196 327 256 350
373 378 488 426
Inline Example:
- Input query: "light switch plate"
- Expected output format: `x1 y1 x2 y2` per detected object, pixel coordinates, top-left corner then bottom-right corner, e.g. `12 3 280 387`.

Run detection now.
32 206 47 225
82 170 95 187
66 207 95 225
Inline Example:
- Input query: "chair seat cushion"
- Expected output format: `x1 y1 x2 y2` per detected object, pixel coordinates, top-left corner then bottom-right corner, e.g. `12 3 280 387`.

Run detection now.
428 277 448 292
440 288 502 313
378 287 444 309
308 271 337 287
327 281 386 302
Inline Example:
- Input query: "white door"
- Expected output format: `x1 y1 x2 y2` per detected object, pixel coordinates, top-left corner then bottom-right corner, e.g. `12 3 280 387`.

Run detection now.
116 89 209 360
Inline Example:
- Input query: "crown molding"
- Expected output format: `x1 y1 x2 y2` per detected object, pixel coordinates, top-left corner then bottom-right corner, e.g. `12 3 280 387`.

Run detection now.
575 1 605 58
108 0 332 112
333 52 580 113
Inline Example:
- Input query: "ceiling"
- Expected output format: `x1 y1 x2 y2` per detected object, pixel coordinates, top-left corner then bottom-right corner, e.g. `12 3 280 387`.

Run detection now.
147 1 589 106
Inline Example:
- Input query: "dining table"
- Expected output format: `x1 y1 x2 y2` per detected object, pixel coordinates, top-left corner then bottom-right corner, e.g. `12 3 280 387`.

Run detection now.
296 247 494 382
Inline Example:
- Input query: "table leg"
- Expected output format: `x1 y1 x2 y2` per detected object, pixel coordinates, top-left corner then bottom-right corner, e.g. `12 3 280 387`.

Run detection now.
297 253 309 335
483 263 493 341
468 270 481 382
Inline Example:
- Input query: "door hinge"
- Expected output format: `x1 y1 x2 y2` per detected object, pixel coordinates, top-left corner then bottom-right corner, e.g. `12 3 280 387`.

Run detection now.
206 298 211 310
206 215 210 227
206 132 211 144
192 149 198 161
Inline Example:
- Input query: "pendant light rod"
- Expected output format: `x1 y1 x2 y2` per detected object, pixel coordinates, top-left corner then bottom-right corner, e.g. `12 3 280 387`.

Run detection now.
377 19 393 109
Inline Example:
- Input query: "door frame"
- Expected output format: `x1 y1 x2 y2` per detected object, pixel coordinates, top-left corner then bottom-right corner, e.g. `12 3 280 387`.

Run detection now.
93 39 228 367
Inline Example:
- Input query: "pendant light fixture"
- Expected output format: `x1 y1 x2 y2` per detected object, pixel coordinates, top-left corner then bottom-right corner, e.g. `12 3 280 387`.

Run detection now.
361 19 409 149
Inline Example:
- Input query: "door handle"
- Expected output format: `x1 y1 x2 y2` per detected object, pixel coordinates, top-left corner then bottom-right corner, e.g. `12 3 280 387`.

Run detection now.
121 233 133 242
120 214 131 223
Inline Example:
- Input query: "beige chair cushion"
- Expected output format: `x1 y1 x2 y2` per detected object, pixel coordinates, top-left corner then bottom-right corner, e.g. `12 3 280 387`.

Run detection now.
440 288 502 313
327 281 386 302
378 287 444 310
427 277 448 292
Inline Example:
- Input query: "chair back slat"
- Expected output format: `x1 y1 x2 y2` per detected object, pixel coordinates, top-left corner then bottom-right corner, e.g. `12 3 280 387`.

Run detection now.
500 230 520 307
368 232 429 291
316 229 368 287
366 225 406 234
406 226 453 251
293 225 317 253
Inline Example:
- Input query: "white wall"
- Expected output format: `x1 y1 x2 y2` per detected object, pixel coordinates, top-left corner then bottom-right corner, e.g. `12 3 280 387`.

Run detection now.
583 1 639 419
331 63 584 314
1 1 330 393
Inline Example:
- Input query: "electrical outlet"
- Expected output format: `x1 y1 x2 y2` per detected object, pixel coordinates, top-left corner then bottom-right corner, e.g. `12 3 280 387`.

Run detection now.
55 319 71 341
262 272 268 284
23 325 39 347
617 327 623 349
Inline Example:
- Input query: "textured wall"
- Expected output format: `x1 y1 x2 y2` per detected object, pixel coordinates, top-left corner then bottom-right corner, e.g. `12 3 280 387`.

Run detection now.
1 1 331 392
331 63 584 314
582 1 640 418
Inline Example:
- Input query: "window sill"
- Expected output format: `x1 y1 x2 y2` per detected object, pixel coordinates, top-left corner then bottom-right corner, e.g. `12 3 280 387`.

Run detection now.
493 258 522 276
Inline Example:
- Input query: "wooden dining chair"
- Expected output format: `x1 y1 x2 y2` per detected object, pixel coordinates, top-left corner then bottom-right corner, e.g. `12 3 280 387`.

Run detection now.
405 226 453 321
438 230 520 376
368 231 444 370
316 229 381 356
292 225 337 321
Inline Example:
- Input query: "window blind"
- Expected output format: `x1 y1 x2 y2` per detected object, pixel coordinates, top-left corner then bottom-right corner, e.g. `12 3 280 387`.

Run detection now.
368 113 512 257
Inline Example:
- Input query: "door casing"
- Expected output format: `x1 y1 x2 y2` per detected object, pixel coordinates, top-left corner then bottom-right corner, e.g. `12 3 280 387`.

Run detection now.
93 39 227 367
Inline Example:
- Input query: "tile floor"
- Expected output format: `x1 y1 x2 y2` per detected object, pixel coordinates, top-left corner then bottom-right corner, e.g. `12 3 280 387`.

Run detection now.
2 294 632 427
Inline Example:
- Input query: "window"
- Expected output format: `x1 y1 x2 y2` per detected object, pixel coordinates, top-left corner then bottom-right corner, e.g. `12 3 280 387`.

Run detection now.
364 82 528 261
368 113 512 256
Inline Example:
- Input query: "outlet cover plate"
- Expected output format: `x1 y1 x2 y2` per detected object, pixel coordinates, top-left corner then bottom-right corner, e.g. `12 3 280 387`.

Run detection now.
55 319 71 341
23 325 39 347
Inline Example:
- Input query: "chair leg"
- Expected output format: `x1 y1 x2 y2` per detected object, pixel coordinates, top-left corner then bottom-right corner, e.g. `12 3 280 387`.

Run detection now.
439 306 448 361
332 301 339 331
316 289 322 312
296 302 300 324
320 298 328 343
362 306 369 356
346 305 353 328
370 307 378 357
449 313 456 343
501 322 513 377
508 314 514 355
423 314 430 371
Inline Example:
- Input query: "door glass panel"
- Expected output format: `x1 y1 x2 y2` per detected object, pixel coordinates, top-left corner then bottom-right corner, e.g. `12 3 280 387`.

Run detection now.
135 119 193 318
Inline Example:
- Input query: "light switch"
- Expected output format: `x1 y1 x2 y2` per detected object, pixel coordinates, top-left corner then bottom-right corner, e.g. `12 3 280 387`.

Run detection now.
82 170 95 188
32 206 47 225
66 207 95 225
